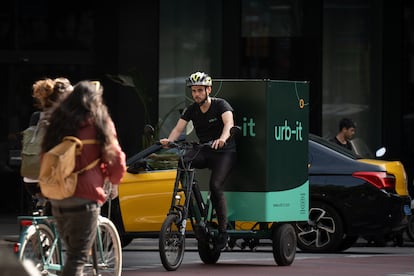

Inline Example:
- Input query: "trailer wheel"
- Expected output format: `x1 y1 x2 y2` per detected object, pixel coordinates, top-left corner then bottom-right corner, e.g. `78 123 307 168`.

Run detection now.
272 223 296 266
197 239 221 264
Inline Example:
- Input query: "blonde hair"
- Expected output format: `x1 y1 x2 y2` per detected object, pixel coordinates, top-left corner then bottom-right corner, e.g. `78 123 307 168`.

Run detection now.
32 78 55 109
32 77 73 109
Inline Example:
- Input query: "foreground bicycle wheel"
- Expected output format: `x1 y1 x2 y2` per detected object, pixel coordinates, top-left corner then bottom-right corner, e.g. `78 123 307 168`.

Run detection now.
84 216 122 276
19 223 62 274
159 214 185 271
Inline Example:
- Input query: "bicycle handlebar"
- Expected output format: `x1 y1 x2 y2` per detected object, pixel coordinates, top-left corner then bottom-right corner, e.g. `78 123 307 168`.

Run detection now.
165 125 241 150
166 140 213 150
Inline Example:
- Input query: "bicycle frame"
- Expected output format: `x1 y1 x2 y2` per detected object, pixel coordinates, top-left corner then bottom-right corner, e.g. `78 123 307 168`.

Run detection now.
167 143 214 232
35 218 62 273
159 142 221 271
16 215 63 275
16 205 122 276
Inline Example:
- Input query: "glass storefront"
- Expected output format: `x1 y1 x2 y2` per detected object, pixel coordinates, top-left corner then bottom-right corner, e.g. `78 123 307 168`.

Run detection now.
1 0 413 214
158 0 223 137
158 0 384 156
322 0 382 152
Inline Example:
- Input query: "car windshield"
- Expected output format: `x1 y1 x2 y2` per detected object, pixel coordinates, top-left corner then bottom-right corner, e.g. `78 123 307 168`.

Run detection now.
309 133 357 159
349 138 376 159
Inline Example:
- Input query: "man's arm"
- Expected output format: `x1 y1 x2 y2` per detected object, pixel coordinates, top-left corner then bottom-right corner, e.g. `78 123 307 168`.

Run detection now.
212 110 234 149
160 118 187 145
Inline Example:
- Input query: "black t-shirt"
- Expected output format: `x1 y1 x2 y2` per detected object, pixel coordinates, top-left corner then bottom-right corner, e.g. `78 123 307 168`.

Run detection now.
181 97 235 151
330 136 353 151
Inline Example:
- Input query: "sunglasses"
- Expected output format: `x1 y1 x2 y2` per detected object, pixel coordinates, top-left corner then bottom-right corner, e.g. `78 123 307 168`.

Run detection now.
90 81 101 92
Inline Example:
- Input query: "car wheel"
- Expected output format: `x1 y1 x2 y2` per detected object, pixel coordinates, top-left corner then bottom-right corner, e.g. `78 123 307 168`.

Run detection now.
102 197 133 248
337 235 358 251
406 214 414 242
119 236 134 248
295 201 344 253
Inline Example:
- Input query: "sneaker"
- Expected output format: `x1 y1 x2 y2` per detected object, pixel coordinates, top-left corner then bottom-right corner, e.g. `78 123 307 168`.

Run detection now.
216 231 228 250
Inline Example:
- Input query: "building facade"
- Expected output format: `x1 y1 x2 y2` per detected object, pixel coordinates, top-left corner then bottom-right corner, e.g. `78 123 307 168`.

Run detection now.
0 0 413 213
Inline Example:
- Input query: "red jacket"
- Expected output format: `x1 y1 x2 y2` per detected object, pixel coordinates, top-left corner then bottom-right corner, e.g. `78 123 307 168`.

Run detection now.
74 118 126 205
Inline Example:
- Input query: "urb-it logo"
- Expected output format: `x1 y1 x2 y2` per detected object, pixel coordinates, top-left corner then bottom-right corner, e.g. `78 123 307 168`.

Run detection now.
274 120 303 141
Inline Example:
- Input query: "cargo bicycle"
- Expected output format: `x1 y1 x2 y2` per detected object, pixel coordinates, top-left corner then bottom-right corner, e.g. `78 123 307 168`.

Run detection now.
158 127 297 271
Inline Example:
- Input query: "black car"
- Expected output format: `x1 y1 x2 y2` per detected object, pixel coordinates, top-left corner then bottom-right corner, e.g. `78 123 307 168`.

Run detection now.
295 134 412 252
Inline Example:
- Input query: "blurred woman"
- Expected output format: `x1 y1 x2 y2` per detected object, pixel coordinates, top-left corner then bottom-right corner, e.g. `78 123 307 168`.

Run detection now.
41 80 126 276
21 77 73 212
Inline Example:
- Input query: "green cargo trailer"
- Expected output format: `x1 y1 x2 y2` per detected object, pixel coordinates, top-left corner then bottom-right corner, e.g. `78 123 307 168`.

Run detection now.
192 79 309 222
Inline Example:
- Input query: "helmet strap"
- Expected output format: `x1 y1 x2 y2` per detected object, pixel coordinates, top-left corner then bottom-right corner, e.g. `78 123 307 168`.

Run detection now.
198 89 209 106
198 95 208 106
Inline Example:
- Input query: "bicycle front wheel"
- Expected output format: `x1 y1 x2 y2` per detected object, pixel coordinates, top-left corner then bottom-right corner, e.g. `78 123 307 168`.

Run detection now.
84 216 122 276
19 223 62 274
159 214 185 271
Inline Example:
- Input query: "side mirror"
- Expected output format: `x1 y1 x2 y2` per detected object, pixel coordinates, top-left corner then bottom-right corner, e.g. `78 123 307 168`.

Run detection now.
143 124 156 148
375 147 386 158
144 124 155 137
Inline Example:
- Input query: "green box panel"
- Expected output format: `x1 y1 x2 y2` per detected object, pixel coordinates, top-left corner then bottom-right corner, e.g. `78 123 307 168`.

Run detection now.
226 180 309 222
189 80 309 222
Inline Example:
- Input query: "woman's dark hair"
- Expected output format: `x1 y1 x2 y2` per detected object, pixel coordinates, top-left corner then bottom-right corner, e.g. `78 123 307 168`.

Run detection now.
46 77 73 109
42 81 118 162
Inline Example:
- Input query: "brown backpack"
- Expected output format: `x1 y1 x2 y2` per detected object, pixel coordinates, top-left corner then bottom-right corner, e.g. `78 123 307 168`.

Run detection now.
39 136 100 200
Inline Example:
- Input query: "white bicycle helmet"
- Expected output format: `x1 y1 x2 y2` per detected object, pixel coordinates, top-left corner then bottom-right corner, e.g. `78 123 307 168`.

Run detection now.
186 72 212 87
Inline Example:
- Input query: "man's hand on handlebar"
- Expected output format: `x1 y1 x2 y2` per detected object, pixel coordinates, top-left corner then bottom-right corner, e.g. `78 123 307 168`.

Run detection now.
212 138 226 150
160 138 170 147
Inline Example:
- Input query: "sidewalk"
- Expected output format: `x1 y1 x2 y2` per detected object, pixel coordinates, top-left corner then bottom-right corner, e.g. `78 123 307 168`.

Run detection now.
0 214 33 276
0 214 20 248
2 213 414 249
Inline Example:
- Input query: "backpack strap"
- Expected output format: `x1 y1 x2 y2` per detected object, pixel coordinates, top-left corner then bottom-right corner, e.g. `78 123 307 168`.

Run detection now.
68 138 100 155
81 139 100 145
74 138 101 173
75 158 101 174
29 113 47 143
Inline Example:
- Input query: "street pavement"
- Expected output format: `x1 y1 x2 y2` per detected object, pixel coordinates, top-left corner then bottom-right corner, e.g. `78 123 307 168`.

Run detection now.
2 213 414 275
0 214 33 276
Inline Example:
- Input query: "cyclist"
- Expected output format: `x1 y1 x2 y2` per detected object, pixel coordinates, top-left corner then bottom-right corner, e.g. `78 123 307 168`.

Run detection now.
160 71 237 249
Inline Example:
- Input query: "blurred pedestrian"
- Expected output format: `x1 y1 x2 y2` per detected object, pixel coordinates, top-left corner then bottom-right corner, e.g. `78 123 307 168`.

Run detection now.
41 80 126 276
21 77 73 214
330 118 356 151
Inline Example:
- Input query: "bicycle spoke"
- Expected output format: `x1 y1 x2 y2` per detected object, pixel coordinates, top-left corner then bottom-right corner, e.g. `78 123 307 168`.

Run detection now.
18 219 62 275
83 216 122 276
159 214 185 271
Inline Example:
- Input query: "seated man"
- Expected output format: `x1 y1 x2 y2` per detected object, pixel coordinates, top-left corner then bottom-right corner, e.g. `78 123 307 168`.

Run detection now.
329 118 356 151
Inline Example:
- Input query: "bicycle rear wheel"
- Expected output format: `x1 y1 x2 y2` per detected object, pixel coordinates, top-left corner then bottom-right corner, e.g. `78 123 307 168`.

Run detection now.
19 223 62 274
197 239 221 264
84 216 122 276
159 214 185 271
